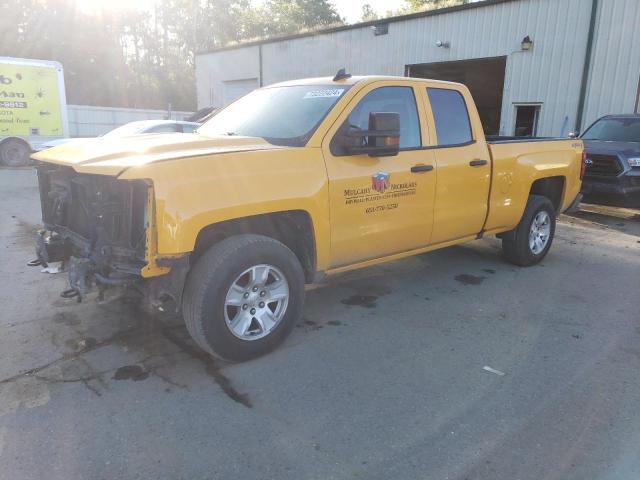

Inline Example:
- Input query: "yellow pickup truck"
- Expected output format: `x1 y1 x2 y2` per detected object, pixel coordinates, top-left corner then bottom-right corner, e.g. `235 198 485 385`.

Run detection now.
32 73 584 361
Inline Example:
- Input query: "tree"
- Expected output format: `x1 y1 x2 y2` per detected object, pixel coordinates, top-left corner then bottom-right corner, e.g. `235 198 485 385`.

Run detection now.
361 4 379 22
196 0 257 50
1 0 132 106
405 0 469 11
250 0 343 37
0 0 344 111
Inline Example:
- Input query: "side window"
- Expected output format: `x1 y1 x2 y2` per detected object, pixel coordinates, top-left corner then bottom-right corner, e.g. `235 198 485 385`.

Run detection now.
427 88 473 146
182 124 197 133
147 124 180 133
347 86 421 149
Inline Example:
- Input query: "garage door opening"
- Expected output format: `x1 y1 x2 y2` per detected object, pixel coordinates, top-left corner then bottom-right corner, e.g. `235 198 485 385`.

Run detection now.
222 78 259 106
406 57 506 136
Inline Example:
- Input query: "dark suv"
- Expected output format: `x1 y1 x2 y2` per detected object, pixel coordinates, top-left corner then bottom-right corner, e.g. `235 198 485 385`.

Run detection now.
579 115 640 208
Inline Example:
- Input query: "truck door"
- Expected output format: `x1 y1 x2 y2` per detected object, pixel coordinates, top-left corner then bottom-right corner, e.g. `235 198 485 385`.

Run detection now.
322 82 437 268
424 86 491 244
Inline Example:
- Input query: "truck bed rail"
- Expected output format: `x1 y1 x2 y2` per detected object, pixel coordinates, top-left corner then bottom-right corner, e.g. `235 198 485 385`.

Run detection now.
486 136 569 144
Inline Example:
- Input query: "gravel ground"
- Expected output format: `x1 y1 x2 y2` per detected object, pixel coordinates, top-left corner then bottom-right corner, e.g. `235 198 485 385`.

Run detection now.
1 168 639 480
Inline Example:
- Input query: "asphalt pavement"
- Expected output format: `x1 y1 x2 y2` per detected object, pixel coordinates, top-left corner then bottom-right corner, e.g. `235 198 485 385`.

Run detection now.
1 168 639 480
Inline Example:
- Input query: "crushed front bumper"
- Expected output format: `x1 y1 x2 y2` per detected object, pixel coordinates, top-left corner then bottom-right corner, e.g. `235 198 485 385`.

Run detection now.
32 228 142 301
32 163 190 309
31 229 189 309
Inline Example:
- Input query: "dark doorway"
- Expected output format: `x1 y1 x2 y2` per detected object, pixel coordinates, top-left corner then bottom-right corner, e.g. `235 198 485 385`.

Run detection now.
406 56 507 136
514 104 541 137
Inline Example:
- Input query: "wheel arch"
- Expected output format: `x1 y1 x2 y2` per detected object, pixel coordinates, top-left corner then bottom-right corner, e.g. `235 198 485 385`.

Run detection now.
191 210 317 283
529 176 566 213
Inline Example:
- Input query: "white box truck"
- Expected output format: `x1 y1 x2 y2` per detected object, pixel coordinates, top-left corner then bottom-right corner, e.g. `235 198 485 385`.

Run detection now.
0 57 68 166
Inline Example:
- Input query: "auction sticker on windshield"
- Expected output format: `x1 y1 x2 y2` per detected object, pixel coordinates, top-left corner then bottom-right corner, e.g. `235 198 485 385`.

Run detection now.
303 89 345 99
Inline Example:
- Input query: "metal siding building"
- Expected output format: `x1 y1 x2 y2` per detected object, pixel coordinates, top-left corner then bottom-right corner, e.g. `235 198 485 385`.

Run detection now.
196 0 640 137
582 0 640 129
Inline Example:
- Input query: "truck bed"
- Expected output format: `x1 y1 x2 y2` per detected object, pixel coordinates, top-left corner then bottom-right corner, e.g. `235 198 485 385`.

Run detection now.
483 138 583 233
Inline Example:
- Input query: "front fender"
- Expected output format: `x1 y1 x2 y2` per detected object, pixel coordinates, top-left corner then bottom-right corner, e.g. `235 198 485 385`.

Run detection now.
119 147 332 270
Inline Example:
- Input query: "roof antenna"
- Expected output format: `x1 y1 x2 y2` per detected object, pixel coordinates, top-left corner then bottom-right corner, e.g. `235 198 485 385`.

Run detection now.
333 68 352 81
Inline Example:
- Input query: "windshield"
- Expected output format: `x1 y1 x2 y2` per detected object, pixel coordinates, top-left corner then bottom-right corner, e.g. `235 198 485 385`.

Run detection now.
582 117 640 142
197 85 349 146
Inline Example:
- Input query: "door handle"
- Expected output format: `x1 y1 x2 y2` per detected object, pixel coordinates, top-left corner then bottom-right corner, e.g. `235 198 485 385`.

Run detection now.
410 164 434 173
469 159 488 167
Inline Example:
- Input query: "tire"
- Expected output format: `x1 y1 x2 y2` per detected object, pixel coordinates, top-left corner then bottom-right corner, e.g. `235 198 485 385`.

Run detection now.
502 195 556 267
0 139 31 167
182 234 305 362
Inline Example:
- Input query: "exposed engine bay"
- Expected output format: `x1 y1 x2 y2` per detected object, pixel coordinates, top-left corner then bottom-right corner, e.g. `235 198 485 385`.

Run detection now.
33 163 150 300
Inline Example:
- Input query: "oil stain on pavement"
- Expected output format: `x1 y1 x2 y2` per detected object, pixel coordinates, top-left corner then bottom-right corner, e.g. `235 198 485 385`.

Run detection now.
301 319 323 330
339 279 392 308
112 365 149 381
454 274 486 285
160 326 253 408
341 295 378 308
1 299 253 409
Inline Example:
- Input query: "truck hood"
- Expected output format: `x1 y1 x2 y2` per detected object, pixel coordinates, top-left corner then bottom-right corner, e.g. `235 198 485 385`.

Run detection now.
31 133 283 176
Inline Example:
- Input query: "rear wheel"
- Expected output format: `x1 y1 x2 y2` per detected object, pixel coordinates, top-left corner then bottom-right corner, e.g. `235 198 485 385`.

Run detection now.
0 139 31 167
182 234 305 361
502 195 556 266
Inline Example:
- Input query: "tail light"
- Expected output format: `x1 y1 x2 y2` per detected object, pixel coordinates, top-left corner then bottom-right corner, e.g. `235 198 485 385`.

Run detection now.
580 151 587 180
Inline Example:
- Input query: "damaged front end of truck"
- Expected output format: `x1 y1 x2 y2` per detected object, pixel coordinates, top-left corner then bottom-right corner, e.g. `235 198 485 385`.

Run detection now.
31 163 188 309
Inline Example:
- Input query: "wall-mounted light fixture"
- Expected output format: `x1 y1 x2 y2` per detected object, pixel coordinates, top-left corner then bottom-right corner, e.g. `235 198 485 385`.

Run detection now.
435 40 450 48
521 36 533 51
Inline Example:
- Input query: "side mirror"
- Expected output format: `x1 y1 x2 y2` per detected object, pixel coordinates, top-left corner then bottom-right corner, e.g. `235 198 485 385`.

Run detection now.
568 131 580 139
333 112 400 157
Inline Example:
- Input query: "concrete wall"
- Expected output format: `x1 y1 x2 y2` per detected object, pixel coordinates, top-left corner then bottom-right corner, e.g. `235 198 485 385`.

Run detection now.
196 0 639 137
67 105 193 137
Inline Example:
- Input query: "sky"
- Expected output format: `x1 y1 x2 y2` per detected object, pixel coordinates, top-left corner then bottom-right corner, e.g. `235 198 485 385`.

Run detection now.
332 0 403 23
76 0 404 24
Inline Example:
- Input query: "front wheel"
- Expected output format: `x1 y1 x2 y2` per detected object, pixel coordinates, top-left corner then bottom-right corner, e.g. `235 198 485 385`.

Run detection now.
182 234 305 362
502 195 556 266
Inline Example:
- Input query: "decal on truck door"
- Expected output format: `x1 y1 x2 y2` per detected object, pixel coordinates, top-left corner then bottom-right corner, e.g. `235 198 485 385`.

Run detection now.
343 173 417 213
371 172 390 194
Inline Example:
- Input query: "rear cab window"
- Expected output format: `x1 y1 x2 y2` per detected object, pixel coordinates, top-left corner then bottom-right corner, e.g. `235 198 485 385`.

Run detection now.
427 88 473 146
